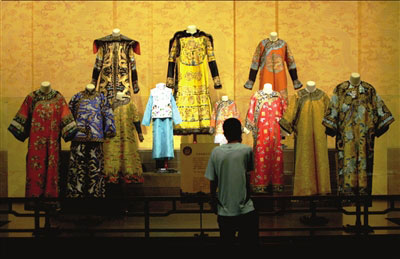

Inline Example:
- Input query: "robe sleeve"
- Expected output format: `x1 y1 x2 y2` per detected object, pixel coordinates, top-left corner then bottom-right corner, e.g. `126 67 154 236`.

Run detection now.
68 94 78 119
166 38 178 89
171 94 182 125
128 44 140 94
206 36 222 89
91 45 104 86
373 91 394 137
101 93 116 138
210 101 218 129
244 42 264 90
285 43 302 90
8 95 33 142
322 87 340 137
281 94 288 114
130 102 142 134
60 97 78 142
279 94 298 134
245 95 257 133
141 94 153 127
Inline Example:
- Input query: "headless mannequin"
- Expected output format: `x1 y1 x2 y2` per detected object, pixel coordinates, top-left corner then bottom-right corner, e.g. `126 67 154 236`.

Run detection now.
86 83 95 92
156 82 166 90
349 72 361 86
209 95 230 135
116 91 126 101
155 82 169 171
269 31 278 42
243 85 274 135
116 91 143 142
305 81 316 93
40 81 51 94
186 25 197 34
112 28 120 37
263 83 273 94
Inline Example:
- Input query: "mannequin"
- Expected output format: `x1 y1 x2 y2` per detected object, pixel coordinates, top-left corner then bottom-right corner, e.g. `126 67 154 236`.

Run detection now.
349 72 361 86
243 84 274 135
112 28 121 37
86 83 95 92
221 95 229 102
157 82 166 90
40 81 51 94
186 25 197 34
305 81 316 93
263 83 273 94
116 91 126 100
142 82 181 172
269 31 278 42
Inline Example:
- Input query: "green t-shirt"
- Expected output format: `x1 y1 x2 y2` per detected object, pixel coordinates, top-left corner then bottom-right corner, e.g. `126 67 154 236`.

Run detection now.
205 143 255 216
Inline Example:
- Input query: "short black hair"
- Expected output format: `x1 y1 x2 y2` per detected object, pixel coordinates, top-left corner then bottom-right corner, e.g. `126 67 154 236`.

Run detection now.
223 118 242 142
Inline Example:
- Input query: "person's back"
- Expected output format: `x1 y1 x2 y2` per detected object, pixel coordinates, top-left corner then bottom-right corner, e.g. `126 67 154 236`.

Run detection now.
206 142 254 216
205 118 258 247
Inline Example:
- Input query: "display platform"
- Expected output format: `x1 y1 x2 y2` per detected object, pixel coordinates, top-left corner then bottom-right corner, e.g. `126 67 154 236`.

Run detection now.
57 148 338 197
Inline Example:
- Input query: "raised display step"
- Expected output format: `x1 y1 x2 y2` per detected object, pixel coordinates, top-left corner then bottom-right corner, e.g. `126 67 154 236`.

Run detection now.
59 148 338 198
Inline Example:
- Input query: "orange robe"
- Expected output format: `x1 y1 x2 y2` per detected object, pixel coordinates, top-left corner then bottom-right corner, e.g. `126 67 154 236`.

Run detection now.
244 38 302 101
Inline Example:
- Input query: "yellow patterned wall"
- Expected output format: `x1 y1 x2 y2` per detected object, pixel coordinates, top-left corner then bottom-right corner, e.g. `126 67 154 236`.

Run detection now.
1 1 399 196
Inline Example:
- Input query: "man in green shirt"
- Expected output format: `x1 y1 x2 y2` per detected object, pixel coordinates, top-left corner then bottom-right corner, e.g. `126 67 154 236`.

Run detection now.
205 118 259 247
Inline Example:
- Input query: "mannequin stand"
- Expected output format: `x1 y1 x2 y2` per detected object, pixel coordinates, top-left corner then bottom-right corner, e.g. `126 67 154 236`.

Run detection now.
299 200 329 226
156 158 177 173
344 194 374 234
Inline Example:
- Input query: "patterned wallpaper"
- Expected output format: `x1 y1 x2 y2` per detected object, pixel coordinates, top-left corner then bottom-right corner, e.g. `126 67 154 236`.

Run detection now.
1 1 399 196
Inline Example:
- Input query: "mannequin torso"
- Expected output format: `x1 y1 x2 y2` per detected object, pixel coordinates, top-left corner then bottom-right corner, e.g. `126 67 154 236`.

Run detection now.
156 82 166 90
269 32 278 42
263 83 273 94
112 28 121 38
349 72 361 86
305 81 316 93
186 25 197 34
116 91 126 100
86 83 95 92
40 81 51 94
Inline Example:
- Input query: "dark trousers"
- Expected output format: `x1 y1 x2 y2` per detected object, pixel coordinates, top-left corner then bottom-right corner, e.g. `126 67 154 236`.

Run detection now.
217 210 259 247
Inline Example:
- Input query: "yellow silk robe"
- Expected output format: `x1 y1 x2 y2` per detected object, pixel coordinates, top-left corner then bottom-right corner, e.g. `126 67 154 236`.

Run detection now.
103 99 143 184
167 30 222 135
279 88 331 196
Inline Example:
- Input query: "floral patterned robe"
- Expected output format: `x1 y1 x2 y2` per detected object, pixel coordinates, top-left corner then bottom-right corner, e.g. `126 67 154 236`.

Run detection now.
323 81 394 195
210 99 240 145
8 89 77 198
245 90 287 193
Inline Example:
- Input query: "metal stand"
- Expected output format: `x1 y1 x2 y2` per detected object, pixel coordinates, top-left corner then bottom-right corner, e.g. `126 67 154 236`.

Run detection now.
300 200 329 226
344 195 373 234
194 201 208 238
